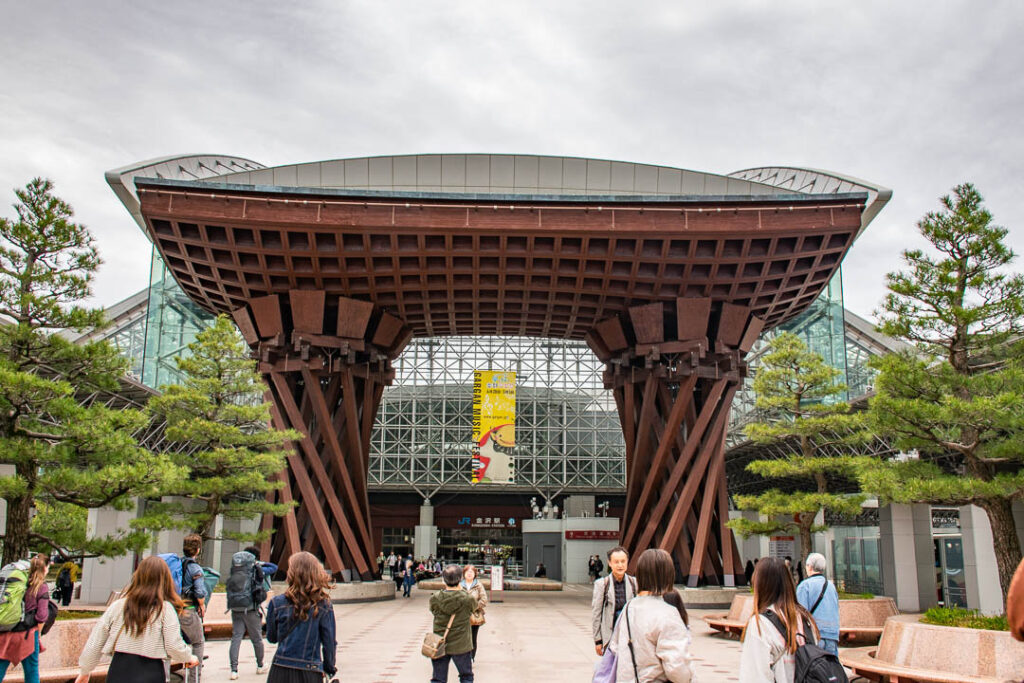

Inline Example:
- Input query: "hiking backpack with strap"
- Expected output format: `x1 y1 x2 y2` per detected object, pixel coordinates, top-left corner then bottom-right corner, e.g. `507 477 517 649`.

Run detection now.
226 551 259 611
158 553 185 595
0 561 31 632
762 610 848 683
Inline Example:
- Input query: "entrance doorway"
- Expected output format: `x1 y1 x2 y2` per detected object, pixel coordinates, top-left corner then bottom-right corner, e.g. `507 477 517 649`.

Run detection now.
933 536 967 607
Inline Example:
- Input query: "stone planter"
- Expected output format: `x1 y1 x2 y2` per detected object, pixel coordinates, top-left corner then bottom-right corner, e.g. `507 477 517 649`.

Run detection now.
842 614 1024 682
3 618 103 683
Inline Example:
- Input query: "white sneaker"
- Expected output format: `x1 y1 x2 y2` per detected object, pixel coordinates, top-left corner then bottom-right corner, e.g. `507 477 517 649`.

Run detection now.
229 672 239 680
256 666 267 674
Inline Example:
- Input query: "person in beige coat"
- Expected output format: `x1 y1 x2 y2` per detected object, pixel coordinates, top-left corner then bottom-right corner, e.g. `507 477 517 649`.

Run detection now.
592 546 638 655
607 549 694 682
460 565 488 660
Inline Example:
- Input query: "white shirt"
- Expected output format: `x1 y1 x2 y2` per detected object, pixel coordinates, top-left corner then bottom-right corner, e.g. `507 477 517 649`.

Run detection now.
738 607 810 683
608 596 694 682
79 598 193 675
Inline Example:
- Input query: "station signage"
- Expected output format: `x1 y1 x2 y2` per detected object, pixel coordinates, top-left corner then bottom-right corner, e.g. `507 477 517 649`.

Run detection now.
457 516 517 529
565 530 619 540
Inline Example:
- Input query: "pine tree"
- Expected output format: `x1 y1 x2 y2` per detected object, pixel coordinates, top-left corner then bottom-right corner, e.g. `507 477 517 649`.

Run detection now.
0 178 182 564
146 314 296 542
860 183 1024 604
727 332 871 563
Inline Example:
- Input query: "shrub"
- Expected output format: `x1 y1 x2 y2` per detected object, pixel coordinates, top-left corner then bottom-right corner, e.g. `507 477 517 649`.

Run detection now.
921 606 1008 631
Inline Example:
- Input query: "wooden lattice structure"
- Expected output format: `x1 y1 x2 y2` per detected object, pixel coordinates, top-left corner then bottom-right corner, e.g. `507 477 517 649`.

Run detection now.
135 175 867 581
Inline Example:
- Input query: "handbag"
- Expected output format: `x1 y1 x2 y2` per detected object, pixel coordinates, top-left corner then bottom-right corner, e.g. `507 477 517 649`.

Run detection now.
592 645 618 683
421 613 456 659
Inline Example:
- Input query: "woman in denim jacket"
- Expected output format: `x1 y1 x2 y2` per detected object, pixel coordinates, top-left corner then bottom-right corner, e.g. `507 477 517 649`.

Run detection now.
265 552 337 683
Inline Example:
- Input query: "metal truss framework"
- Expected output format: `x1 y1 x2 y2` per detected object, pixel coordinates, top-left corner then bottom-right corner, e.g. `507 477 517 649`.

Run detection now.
369 336 624 495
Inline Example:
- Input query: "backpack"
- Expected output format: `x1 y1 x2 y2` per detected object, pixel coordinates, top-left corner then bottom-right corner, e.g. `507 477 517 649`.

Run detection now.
0 561 31 632
226 551 259 611
23 598 58 636
201 567 220 598
158 553 184 595
762 610 848 683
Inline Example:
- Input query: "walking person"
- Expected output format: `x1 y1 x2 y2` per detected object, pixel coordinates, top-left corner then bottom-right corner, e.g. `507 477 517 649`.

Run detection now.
739 557 820 683
591 546 637 656
265 551 337 683
377 552 385 578
796 553 840 655
605 548 694 682
75 555 198 683
387 551 398 579
429 565 476 683
176 534 209 683
460 565 487 661
56 562 75 607
227 546 268 680
402 558 415 598
0 554 51 683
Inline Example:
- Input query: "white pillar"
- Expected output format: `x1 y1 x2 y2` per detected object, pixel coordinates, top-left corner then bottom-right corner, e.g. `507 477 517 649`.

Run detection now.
414 500 438 559
80 504 141 604
960 504 1004 615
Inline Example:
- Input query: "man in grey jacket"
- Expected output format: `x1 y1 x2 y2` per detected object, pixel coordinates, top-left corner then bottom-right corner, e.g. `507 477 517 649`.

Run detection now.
591 546 637 655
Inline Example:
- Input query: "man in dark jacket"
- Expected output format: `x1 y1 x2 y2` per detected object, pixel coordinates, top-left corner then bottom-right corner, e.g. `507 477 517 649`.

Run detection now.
429 564 476 682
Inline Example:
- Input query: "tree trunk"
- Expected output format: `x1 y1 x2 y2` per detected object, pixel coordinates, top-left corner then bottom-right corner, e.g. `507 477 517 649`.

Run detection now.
977 497 1023 606
3 494 32 566
798 515 815 566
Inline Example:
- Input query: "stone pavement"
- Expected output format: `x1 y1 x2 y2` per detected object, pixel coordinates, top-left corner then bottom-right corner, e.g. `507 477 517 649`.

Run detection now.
197 583 746 682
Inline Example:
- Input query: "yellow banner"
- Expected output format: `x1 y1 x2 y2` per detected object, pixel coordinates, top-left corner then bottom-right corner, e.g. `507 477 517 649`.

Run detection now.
471 371 516 484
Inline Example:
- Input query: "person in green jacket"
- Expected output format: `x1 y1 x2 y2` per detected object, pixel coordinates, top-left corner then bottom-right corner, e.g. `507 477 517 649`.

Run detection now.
428 565 477 683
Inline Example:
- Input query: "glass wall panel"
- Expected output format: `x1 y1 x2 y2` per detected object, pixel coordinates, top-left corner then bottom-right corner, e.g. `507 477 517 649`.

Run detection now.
832 525 883 595
141 249 214 389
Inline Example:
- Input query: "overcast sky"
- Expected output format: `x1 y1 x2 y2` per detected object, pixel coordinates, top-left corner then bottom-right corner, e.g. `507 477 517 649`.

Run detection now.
1 1 1022 322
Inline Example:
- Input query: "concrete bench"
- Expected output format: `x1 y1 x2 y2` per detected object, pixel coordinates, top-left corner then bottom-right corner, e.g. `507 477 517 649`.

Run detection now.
416 577 563 591
704 594 899 644
840 614 1024 682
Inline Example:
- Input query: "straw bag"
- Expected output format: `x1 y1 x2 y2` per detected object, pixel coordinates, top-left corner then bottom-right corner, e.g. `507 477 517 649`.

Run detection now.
422 613 456 659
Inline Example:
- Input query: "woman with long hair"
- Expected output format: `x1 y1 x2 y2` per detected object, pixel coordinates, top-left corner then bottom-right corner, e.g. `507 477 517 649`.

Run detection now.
739 556 820 682
76 555 197 682
265 551 338 683
0 554 51 683
460 564 487 660
606 548 694 682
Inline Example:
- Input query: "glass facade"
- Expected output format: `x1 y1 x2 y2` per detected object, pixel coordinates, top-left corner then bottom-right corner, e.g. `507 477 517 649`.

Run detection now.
832 526 883 595
370 336 624 492
729 270 848 445
141 249 215 389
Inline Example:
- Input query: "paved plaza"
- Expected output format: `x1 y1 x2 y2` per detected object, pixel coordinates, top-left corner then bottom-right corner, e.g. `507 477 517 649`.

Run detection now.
198 584 746 682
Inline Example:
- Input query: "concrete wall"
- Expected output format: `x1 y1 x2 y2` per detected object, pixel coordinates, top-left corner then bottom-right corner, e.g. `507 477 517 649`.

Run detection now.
562 517 621 584
961 504 1007 615
80 505 139 603
522 519 562 580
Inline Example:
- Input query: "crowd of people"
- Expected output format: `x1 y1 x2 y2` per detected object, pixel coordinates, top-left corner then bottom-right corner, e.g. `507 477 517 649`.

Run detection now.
1 539 1019 683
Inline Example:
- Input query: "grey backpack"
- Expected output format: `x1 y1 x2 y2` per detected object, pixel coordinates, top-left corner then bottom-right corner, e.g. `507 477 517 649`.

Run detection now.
226 551 257 611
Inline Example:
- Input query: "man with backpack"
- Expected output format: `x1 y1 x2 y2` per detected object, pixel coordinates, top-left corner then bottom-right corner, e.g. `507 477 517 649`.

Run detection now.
171 534 210 683
796 553 840 656
227 546 268 680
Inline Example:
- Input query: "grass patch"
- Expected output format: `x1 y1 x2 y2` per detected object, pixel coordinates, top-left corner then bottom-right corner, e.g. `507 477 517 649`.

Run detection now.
838 591 875 599
56 610 105 621
921 606 1008 631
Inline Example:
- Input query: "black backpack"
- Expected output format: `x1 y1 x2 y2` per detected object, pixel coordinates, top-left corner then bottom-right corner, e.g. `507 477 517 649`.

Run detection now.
762 610 848 683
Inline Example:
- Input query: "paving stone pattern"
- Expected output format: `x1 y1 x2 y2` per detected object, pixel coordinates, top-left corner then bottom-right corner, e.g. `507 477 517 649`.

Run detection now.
198 584 749 682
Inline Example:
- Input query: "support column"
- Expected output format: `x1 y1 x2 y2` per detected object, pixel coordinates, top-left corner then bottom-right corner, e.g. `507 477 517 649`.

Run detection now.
415 500 438 560
587 298 763 586
232 292 411 581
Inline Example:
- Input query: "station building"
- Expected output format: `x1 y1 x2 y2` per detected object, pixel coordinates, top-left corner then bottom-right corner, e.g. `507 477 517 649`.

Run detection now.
70 153 1020 613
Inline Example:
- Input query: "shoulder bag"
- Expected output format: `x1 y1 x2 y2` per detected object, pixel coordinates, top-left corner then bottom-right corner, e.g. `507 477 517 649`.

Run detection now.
421 613 456 659
624 602 640 682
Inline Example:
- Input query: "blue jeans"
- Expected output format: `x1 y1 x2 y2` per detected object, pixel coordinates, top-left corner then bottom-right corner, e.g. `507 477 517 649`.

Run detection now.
820 637 839 656
0 630 40 683
403 576 414 596
430 651 473 683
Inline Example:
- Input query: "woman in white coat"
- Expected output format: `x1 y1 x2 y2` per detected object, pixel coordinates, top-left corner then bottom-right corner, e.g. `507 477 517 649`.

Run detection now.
607 548 694 682
739 556 820 682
